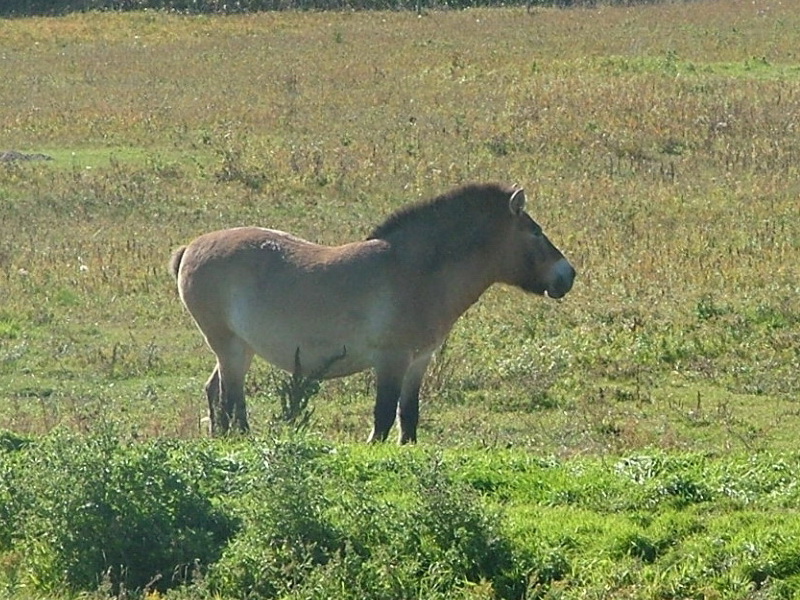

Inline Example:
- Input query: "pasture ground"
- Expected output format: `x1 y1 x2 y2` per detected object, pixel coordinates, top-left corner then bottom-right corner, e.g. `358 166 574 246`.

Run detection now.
0 1 799 598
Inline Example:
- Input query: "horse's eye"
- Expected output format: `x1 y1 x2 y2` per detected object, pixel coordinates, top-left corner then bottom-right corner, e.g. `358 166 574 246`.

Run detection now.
520 214 543 238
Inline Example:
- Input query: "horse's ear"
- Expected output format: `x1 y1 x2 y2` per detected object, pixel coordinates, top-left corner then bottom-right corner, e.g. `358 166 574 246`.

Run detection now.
509 188 526 215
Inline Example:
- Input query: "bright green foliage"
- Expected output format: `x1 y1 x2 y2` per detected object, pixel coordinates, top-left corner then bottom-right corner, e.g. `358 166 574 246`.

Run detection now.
0 429 236 595
202 440 524 599
4 434 800 599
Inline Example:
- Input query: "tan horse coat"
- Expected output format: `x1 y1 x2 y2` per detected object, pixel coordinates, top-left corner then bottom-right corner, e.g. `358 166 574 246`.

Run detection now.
171 182 575 442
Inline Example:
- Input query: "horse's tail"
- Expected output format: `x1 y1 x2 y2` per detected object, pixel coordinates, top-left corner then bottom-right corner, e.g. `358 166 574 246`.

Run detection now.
169 246 187 282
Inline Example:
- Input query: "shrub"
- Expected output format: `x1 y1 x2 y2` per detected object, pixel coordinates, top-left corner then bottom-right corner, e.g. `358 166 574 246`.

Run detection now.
205 437 344 598
0 429 236 595
409 458 525 598
201 443 527 599
0 432 32 551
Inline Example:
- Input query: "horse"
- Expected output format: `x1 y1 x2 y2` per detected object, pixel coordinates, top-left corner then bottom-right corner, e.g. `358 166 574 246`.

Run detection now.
169 182 576 442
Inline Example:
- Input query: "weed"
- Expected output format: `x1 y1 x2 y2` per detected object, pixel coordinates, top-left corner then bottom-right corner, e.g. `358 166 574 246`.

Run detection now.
271 347 347 432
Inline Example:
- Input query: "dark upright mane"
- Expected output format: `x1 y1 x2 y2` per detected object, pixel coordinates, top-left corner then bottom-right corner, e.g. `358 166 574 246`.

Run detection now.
366 182 517 273
367 182 514 242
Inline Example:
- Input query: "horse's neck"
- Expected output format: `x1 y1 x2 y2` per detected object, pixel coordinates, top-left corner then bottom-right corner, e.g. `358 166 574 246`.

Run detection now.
387 227 500 323
436 254 498 326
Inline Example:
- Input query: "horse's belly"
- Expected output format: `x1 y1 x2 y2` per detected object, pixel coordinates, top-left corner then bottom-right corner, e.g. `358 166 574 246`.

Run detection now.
252 334 375 379
223 258 400 378
230 303 380 378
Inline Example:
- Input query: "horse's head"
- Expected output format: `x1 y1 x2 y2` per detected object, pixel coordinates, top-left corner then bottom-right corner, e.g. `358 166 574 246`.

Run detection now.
500 187 575 299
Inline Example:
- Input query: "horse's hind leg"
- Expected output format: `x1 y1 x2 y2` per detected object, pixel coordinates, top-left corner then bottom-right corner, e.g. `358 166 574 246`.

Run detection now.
206 337 254 436
204 366 225 435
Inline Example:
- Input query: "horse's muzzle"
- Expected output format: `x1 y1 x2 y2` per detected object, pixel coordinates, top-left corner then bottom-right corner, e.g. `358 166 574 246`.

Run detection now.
545 259 576 299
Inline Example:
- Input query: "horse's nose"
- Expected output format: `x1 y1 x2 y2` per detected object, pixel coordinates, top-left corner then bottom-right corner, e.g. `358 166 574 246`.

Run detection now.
546 258 575 299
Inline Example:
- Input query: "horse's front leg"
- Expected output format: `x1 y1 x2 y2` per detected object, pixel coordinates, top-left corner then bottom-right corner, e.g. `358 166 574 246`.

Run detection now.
368 357 408 442
397 353 433 444
367 377 400 442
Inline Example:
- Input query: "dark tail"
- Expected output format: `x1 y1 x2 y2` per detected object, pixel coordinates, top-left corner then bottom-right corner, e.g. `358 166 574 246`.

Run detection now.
169 246 187 281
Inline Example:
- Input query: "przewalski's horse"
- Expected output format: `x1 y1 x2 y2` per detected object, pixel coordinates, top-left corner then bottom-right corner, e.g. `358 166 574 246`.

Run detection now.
170 182 575 442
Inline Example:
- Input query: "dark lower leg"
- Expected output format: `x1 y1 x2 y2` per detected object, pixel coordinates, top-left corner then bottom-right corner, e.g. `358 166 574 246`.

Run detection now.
220 379 247 435
368 379 401 442
205 367 227 436
398 389 420 444
214 343 253 436
398 354 430 444
230 394 250 433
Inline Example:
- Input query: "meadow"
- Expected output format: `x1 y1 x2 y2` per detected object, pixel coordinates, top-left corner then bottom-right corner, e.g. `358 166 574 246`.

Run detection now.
0 1 799 598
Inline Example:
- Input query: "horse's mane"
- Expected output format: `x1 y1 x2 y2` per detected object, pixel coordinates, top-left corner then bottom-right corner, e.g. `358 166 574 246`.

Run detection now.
367 182 514 242
366 182 516 273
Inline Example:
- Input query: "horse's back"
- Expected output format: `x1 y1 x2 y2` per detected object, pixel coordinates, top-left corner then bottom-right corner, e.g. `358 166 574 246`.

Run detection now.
176 227 397 376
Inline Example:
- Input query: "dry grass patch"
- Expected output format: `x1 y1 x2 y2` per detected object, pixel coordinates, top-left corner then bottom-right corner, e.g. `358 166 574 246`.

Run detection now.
0 2 798 450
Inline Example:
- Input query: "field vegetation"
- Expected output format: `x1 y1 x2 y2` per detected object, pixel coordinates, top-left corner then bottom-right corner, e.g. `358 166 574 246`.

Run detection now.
0 1 799 598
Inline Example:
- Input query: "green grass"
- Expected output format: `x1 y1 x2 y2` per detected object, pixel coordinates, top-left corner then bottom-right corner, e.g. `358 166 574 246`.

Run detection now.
0 2 799 596
4 432 800 599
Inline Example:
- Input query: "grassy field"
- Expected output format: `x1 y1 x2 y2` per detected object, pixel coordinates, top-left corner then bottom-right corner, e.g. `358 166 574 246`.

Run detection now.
0 1 799 597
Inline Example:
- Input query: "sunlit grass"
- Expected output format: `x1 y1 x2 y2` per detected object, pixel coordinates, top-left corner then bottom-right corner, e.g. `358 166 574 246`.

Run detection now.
0 1 798 453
